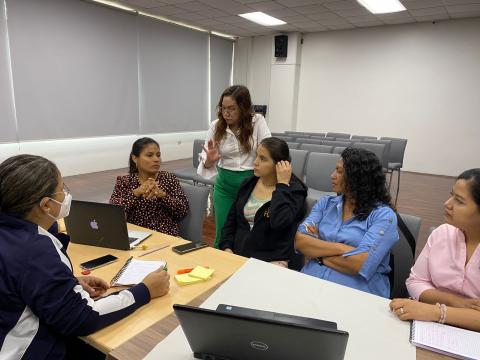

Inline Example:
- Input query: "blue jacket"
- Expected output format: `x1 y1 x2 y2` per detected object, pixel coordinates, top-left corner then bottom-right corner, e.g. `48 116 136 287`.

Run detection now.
0 214 150 360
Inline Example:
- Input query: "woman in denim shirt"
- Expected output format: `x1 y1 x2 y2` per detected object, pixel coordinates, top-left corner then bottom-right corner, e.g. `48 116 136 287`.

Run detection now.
295 148 399 298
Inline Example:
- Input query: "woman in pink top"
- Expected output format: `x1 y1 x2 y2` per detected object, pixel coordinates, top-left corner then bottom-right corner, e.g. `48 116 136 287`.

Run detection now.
389 169 480 331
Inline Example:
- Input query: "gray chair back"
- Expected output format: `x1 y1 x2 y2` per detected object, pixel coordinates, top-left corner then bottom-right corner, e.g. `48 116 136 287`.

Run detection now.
299 144 333 154
352 142 387 169
295 138 323 145
332 146 346 154
305 153 340 192
322 140 351 148
310 136 327 140
271 132 285 137
390 213 421 298
306 133 325 137
351 135 377 141
192 139 205 168
289 149 309 179
274 135 295 142
179 183 210 243
286 142 299 149
362 139 391 167
326 132 350 139
380 137 408 167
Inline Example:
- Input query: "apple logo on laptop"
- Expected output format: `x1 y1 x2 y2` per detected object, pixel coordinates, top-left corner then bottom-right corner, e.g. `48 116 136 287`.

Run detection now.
90 219 99 230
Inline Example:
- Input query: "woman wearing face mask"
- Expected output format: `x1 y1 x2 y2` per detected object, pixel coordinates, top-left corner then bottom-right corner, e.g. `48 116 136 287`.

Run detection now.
390 169 480 331
219 137 307 266
198 85 271 247
110 137 189 236
0 154 170 360
295 148 399 298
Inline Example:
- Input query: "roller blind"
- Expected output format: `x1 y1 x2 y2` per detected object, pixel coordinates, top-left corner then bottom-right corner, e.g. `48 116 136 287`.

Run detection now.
210 35 233 122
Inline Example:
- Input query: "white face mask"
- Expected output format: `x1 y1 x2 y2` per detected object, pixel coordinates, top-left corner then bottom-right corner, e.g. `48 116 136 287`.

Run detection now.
47 191 72 220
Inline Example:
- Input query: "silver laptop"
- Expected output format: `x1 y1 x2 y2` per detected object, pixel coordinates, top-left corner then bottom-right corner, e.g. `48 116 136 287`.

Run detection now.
65 200 151 250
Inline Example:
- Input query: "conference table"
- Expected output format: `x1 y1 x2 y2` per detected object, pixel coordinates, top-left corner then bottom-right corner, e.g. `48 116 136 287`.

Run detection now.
67 224 247 357
67 225 453 360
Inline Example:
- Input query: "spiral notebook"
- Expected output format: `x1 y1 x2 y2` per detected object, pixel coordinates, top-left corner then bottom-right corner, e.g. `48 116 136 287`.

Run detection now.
111 256 166 286
410 320 480 360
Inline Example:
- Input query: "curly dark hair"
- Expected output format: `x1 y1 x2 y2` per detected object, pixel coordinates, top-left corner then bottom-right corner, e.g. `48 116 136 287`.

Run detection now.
341 147 391 221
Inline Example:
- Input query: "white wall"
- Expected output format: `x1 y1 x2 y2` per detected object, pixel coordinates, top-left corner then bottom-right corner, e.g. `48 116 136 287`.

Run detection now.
235 18 480 176
297 18 480 176
233 36 272 118
0 132 207 176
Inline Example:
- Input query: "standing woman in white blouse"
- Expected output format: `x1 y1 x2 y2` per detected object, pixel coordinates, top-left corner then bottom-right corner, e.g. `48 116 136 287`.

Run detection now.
198 85 271 247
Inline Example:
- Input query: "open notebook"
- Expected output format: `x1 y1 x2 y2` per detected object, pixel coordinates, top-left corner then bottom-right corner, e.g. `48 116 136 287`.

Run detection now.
111 257 166 286
410 320 480 360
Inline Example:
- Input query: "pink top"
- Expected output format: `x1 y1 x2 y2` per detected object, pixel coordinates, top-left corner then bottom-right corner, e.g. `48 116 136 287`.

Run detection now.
406 224 480 300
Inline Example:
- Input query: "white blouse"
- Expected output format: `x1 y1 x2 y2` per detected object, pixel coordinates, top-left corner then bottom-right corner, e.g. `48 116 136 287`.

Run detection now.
197 113 271 179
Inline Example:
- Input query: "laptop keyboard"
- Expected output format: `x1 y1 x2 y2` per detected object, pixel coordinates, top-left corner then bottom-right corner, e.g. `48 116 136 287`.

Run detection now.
128 237 137 244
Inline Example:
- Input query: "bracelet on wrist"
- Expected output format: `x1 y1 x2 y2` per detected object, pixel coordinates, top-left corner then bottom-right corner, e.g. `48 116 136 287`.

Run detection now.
435 303 447 324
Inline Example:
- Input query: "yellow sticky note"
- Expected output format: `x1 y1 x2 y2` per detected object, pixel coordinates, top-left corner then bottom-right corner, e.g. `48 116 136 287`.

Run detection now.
188 266 215 280
174 273 204 286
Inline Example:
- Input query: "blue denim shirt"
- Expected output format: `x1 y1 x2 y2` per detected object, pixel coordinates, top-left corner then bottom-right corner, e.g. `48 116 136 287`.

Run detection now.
298 195 399 298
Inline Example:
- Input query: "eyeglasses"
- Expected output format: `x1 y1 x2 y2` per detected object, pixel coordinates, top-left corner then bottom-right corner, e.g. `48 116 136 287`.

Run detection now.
217 106 237 115
51 183 71 197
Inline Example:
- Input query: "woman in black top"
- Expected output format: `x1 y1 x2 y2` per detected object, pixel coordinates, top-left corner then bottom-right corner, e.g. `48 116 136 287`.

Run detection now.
219 137 307 266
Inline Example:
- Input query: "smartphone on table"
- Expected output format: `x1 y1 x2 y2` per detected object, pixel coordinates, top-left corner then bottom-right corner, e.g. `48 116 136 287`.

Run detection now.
172 242 208 255
80 254 118 270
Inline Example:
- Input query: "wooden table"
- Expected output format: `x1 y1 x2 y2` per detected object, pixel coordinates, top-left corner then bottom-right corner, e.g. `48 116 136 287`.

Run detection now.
67 224 246 355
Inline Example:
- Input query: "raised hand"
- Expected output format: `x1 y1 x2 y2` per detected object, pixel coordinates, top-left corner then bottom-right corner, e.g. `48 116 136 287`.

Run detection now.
203 139 221 168
276 160 292 185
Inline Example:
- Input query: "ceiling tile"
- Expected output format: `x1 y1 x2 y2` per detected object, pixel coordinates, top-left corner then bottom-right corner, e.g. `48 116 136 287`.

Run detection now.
215 15 249 23
174 1 211 11
326 23 356 30
446 4 480 12
323 0 362 11
413 13 450 21
443 0 480 5
317 17 350 25
409 6 449 16
401 0 445 10
196 8 230 17
334 7 371 16
345 14 380 22
277 0 319 7
147 5 186 15
194 18 226 25
124 0 165 8
158 0 192 4
294 20 324 28
352 20 384 27
307 11 344 20
449 10 480 17
246 1 287 11
382 17 416 24
290 4 329 14
279 14 311 23
263 7 299 17
171 11 207 20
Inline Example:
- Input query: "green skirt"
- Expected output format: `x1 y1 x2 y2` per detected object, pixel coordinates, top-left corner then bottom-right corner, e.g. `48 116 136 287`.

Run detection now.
213 167 254 248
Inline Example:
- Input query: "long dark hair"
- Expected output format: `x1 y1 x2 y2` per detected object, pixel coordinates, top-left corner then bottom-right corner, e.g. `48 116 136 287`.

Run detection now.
0 154 59 217
260 137 306 189
129 137 159 174
214 85 254 154
341 147 391 221
457 169 480 208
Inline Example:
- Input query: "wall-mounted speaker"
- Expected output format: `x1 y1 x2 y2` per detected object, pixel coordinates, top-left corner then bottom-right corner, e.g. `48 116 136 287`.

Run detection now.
274 35 288 58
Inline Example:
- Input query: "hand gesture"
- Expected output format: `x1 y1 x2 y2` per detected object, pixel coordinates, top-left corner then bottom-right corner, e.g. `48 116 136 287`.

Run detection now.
276 160 292 185
77 276 109 298
142 268 170 299
389 298 440 322
203 139 221 168
144 178 166 200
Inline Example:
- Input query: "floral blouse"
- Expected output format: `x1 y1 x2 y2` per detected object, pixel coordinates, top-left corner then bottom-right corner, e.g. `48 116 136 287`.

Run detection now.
109 172 189 236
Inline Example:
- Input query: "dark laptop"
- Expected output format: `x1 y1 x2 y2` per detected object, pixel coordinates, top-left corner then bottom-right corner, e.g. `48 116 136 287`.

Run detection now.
65 200 151 250
173 304 349 360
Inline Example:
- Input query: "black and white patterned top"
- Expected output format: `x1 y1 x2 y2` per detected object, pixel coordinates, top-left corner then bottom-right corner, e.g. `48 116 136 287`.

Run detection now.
109 172 189 236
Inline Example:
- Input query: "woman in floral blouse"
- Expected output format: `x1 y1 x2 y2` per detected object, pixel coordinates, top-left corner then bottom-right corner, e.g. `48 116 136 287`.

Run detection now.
110 137 188 237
